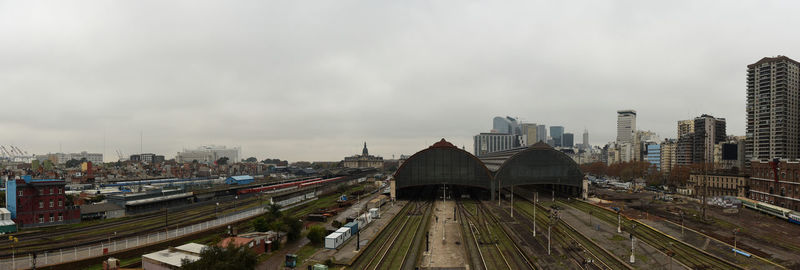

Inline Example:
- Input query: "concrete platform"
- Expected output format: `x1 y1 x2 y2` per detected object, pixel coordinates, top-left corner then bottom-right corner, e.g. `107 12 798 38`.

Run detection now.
420 199 467 269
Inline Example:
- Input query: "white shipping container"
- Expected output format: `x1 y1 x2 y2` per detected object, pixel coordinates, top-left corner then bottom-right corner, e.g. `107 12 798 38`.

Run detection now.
369 208 380 219
336 227 351 241
325 232 343 249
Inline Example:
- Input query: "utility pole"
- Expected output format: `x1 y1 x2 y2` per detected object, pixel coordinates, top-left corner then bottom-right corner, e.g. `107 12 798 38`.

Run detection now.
510 185 514 218
630 224 637 264
617 210 622 233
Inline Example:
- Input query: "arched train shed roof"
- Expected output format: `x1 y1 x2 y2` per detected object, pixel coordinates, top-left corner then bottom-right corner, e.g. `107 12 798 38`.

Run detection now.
393 139 493 190
480 142 583 188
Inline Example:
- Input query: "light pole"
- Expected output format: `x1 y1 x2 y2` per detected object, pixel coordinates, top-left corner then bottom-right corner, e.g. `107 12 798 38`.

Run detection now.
630 223 637 264
9 236 18 269
510 185 514 218
617 210 622 233
533 192 537 237
215 202 220 218
234 195 238 210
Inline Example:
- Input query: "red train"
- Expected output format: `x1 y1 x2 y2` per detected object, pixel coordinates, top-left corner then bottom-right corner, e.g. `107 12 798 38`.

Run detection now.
237 176 346 195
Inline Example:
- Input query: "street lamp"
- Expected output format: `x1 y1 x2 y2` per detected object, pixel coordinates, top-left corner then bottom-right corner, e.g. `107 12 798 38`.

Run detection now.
215 202 220 218
234 195 239 210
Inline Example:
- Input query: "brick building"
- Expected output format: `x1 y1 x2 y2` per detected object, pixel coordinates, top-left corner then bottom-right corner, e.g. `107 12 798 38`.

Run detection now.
688 173 748 198
749 160 800 211
5 176 80 227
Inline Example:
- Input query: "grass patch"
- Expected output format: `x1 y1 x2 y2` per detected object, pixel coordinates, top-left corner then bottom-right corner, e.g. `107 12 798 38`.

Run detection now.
295 243 319 263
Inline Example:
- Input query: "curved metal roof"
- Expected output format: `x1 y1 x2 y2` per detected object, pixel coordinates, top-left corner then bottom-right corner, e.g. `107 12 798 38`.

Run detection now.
483 142 584 188
393 139 494 190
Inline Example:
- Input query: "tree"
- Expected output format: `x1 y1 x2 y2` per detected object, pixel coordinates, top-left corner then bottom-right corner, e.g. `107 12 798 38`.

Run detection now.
245 157 258 163
181 243 257 270
253 217 269 232
65 159 81 168
282 216 303 241
307 225 326 246
216 157 229 165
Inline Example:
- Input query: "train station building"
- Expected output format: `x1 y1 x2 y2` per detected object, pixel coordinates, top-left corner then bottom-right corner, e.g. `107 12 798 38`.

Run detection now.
392 139 584 199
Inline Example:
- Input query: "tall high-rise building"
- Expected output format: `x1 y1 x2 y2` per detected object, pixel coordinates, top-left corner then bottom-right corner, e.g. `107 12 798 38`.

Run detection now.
582 129 589 149
562 133 574 147
520 123 538 146
617 110 637 144
692 114 726 164
747 56 800 161
493 116 521 135
646 143 661 171
660 139 677 173
536 125 547 144
550 126 564 147
678 120 694 138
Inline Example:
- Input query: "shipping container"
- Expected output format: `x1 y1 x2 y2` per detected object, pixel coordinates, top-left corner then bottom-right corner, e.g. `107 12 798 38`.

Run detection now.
336 227 351 241
369 208 380 219
344 221 359 235
325 232 343 249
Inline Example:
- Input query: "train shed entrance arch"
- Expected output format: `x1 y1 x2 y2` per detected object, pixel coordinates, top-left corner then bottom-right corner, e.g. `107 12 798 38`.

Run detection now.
481 142 584 195
393 139 494 195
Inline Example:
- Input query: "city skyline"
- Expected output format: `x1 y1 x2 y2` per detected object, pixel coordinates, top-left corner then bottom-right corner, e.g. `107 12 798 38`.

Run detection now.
6 2 800 161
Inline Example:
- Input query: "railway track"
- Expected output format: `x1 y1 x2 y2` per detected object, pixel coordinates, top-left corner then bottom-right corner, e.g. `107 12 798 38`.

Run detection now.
0 195 263 257
559 198 744 270
512 197 633 270
457 198 535 270
349 199 432 270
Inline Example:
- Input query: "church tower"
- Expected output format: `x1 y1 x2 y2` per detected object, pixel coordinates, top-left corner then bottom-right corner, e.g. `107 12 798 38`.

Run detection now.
362 142 369 156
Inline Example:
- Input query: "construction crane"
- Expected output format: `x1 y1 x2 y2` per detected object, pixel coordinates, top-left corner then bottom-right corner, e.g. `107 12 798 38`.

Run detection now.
0 146 10 158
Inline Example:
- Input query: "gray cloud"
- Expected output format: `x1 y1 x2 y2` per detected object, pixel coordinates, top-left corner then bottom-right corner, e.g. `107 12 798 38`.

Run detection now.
1 1 797 161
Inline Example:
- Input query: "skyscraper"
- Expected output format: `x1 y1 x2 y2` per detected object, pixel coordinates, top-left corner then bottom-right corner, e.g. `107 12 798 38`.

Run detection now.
563 133 574 147
536 125 547 144
520 123 538 146
582 129 589 149
746 56 800 161
692 114 726 164
550 126 564 147
493 116 521 135
617 110 637 144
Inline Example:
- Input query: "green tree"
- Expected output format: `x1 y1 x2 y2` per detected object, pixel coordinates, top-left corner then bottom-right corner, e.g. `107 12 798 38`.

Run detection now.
216 157 229 165
282 216 303 241
65 159 81 168
181 243 257 270
307 225 326 246
253 217 269 232
245 157 258 163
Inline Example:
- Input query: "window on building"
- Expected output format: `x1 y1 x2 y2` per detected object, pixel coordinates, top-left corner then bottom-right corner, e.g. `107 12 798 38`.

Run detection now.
39 188 43 195
18 191 23 197
49 200 53 208
39 215 43 223
39 201 43 208
58 213 63 221
49 188 53 194
58 200 63 207
59 188 62 194
49 214 54 222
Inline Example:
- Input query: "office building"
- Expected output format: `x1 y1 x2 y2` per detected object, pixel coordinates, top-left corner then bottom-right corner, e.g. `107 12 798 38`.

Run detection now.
130 153 165 163
550 126 564 147
747 56 800 161
474 133 518 156
493 116 521 135
176 145 241 164
36 152 103 164
646 144 661 171
582 129 589 150
617 110 637 144
562 133 574 148
521 123 539 146
536 125 547 145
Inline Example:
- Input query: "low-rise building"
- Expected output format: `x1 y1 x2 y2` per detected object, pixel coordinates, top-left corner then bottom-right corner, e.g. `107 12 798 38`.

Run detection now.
687 173 747 198
5 176 80 227
142 243 207 270
749 160 800 211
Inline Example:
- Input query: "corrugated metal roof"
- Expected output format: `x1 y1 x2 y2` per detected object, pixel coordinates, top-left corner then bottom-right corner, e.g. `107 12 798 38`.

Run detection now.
229 175 254 181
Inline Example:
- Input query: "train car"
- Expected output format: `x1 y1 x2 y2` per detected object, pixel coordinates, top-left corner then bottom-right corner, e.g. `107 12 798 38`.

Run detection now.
237 178 321 195
737 197 759 210
299 177 345 188
757 202 791 220
788 212 800 225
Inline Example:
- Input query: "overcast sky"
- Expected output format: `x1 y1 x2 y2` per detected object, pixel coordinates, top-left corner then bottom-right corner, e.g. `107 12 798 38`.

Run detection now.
1 1 798 162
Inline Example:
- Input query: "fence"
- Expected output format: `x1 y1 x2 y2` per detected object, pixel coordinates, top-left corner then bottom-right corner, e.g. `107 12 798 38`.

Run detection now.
0 206 266 269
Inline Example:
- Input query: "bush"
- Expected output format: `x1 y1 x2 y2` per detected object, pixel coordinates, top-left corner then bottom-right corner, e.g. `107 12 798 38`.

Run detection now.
307 225 326 246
